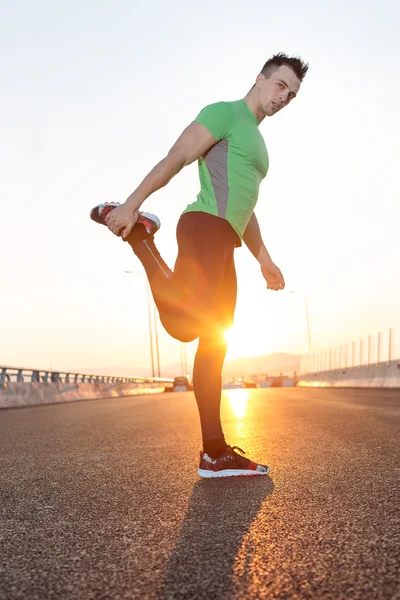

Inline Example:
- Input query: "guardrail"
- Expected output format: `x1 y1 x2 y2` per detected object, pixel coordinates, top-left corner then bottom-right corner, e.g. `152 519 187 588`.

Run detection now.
300 327 398 375
297 359 400 388
0 366 173 389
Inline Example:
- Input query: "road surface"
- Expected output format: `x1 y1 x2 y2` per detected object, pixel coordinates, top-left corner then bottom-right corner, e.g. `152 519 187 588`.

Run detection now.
0 388 399 599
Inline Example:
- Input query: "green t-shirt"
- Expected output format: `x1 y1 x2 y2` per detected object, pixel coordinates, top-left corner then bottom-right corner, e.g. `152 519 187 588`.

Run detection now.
182 99 269 241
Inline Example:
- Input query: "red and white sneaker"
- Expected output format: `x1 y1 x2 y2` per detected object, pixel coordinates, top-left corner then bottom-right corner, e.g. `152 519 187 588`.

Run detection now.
89 202 160 235
198 445 271 478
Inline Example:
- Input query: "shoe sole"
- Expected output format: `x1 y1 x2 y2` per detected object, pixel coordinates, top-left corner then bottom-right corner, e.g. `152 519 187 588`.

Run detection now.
198 467 270 478
139 212 161 232
90 204 119 225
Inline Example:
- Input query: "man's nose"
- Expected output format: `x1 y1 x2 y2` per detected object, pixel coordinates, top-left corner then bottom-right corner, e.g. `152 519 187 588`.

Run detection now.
279 91 289 102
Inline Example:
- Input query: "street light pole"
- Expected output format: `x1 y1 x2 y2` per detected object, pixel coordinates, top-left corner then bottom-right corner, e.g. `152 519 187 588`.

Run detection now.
180 342 187 375
125 270 158 378
153 302 161 377
146 281 155 378
303 293 311 351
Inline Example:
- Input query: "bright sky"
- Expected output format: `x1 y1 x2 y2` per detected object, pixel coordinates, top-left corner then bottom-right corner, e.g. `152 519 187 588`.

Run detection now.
1 0 399 376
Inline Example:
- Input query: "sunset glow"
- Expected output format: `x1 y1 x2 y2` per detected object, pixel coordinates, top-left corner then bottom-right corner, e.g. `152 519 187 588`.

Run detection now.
224 325 275 360
226 389 250 420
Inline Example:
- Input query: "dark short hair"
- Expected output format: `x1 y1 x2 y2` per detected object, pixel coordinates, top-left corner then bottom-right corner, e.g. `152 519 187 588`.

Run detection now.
261 53 309 81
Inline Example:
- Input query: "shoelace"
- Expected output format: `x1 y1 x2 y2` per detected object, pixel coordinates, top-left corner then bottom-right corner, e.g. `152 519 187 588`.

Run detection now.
231 446 246 455
228 446 250 468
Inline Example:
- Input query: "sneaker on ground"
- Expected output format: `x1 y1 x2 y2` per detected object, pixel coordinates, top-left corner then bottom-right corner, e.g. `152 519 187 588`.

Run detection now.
198 445 270 478
89 202 160 235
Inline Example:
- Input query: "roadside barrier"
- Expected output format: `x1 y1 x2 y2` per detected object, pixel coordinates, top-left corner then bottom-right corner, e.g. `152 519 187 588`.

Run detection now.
0 366 174 409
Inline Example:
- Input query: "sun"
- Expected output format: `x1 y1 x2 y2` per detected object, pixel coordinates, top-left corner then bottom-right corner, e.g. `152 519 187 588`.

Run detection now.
223 327 234 345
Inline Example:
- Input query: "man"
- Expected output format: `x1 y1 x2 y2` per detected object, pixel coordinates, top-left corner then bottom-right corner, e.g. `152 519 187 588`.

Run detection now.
90 52 308 478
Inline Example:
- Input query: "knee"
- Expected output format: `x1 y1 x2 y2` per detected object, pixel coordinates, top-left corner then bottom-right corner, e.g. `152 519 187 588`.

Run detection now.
174 330 198 343
160 314 199 343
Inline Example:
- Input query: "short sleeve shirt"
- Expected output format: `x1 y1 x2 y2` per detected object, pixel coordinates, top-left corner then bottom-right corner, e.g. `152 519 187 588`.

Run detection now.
182 100 269 241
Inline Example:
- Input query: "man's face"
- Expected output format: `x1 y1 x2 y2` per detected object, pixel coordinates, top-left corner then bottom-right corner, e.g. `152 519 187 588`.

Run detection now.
256 65 301 117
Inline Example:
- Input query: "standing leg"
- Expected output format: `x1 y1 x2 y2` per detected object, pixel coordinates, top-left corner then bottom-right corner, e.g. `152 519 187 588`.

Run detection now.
193 250 237 458
193 334 229 457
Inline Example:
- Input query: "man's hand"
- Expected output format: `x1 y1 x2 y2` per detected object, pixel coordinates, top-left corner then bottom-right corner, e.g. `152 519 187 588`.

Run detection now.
105 203 139 240
261 259 285 291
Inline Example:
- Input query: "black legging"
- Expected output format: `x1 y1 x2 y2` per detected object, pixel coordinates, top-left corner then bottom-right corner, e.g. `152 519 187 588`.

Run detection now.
131 211 238 446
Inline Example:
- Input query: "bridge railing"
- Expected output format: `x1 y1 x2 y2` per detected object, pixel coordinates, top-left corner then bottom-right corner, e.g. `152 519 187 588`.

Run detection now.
300 327 399 375
0 366 173 388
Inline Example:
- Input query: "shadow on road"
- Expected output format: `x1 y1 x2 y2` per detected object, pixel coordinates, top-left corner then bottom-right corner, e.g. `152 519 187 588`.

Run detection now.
159 476 274 599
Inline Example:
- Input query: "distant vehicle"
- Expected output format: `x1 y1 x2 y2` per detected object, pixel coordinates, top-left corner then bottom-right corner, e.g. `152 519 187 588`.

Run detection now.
259 375 295 388
270 377 284 387
173 376 193 392
223 377 245 389
269 376 296 387
243 379 258 388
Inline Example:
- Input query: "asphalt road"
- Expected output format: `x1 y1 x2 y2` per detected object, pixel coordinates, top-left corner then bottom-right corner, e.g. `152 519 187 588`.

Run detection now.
0 388 399 600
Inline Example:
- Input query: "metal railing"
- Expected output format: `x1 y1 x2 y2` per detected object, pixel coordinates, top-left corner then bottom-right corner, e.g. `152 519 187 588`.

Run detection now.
0 366 173 388
300 327 399 375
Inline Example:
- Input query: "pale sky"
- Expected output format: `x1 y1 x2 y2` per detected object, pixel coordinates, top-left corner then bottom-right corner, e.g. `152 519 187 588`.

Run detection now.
1 0 399 376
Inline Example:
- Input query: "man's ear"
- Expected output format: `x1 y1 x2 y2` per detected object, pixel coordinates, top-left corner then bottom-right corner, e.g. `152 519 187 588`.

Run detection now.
255 73 265 89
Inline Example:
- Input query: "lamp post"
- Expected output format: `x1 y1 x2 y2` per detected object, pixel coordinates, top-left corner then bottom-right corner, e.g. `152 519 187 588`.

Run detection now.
180 342 188 375
288 290 311 350
125 271 160 378
153 303 161 377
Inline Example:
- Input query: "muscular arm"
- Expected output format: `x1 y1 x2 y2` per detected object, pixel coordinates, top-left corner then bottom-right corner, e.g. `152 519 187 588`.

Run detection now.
125 122 217 210
243 212 272 263
243 212 285 291
104 120 219 238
